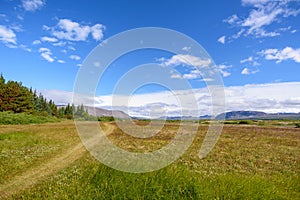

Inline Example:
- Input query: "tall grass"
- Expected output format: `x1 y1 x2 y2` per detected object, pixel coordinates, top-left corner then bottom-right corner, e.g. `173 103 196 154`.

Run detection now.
0 112 60 125
1 121 299 199
13 157 299 199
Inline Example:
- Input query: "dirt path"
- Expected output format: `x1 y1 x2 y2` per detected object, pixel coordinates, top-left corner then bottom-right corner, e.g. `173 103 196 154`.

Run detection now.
0 122 115 198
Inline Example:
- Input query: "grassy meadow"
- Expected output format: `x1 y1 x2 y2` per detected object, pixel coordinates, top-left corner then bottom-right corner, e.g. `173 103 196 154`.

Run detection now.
0 120 299 199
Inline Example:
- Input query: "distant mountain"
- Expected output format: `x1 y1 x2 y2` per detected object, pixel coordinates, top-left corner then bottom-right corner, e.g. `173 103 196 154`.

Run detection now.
215 111 300 120
84 106 129 118
215 111 266 120
57 105 129 118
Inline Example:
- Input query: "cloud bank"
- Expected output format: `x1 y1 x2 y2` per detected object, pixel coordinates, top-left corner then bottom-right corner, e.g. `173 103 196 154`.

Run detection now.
41 82 300 118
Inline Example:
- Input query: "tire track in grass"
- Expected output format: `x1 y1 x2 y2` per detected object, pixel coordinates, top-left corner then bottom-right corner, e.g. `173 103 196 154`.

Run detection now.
0 122 115 198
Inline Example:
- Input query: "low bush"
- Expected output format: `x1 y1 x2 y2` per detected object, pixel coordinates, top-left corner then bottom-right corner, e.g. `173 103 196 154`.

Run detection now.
238 120 252 125
0 111 60 125
97 116 115 122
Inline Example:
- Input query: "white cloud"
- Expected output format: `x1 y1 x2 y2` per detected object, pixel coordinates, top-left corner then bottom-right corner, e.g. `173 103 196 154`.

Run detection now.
69 55 81 60
42 82 300 117
19 44 31 52
10 24 23 33
261 47 300 63
226 1 300 38
39 47 54 62
61 49 67 54
0 25 16 44
182 46 191 51
242 4 282 36
241 68 250 75
182 69 202 79
218 64 231 77
241 56 253 63
57 59 65 64
160 54 212 68
225 14 240 25
242 0 272 6
241 67 259 75
52 41 66 47
218 36 226 44
51 19 105 42
32 40 41 45
68 46 76 51
220 71 231 77
240 56 261 66
42 25 50 31
225 82 300 113
41 36 58 43
91 24 105 41
22 0 45 12
159 54 214 80
170 73 182 79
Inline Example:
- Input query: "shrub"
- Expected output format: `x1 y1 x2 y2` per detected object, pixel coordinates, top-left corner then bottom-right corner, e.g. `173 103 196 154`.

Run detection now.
0 111 60 125
238 120 252 125
97 116 115 122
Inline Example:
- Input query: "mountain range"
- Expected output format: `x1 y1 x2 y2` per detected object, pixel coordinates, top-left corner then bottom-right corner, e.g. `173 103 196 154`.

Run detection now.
215 111 300 120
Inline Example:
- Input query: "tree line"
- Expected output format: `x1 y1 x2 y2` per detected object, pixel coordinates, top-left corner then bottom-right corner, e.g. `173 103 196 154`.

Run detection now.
0 74 90 119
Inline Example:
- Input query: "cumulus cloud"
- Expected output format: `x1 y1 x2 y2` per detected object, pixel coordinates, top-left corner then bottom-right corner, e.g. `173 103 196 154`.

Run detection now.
241 56 253 64
69 54 81 60
159 54 220 81
57 59 65 64
160 54 212 68
41 36 58 43
240 56 260 66
22 0 45 12
170 73 182 79
51 19 105 41
40 90 73 105
241 67 259 75
90 24 105 41
225 1 300 38
52 41 66 47
39 47 54 62
42 82 300 117
218 64 231 77
182 69 202 79
241 0 272 6
218 36 226 44
261 47 300 63
32 40 41 45
0 25 16 44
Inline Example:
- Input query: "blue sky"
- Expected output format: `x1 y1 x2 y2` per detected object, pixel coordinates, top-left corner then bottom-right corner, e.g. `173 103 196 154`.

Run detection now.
1 0 300 116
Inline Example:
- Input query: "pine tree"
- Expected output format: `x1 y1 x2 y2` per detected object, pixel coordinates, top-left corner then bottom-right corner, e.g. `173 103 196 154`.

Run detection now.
0 74 5 112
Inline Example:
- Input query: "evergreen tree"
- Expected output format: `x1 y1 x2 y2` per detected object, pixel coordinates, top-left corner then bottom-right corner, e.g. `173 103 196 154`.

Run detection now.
1 81 32 113
0 74 5 112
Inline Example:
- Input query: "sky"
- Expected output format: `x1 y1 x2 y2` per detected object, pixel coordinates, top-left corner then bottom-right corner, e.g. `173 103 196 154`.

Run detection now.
1 0 300 117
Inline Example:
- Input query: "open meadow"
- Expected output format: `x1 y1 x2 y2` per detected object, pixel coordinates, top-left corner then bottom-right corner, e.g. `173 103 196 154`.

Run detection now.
0 120 299 199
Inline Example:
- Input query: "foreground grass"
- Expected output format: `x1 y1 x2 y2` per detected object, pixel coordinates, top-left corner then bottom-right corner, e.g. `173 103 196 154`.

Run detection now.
0 112 60 125
0 121 299 199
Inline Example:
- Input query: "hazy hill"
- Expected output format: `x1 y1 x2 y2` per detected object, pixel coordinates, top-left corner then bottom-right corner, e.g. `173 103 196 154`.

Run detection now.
84 106 129 118
215 111 300 120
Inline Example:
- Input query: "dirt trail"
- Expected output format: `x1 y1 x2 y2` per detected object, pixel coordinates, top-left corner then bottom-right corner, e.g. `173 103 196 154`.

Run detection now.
0 122 115 198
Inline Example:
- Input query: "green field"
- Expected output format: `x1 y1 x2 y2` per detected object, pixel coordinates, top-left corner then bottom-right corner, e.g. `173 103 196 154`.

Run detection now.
0 121 299 199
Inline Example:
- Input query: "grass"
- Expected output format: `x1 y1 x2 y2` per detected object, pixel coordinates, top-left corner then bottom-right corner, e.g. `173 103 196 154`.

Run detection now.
0 120 299 199
0 111 60 125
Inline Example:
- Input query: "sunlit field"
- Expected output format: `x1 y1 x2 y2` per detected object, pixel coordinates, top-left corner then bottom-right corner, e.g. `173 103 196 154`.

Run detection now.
0 120 299 199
